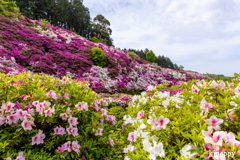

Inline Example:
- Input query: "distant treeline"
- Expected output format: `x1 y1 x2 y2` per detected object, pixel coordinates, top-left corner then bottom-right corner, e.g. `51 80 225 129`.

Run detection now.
126 48 184 70
10 0 113 46
206 74 233 81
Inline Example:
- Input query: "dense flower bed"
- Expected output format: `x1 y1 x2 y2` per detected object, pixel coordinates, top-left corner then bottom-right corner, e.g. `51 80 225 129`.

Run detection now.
120 78 240 159
0 72 124 160
0 15 210 93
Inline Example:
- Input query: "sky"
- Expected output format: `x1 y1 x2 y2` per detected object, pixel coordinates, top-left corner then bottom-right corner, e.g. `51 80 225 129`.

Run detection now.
83 0 240 77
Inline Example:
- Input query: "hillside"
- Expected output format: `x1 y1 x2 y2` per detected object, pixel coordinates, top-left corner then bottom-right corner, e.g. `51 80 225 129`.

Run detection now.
0 15 210 93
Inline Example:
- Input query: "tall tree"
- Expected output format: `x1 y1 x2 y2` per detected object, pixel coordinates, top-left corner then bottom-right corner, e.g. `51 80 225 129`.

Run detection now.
91 14 113 46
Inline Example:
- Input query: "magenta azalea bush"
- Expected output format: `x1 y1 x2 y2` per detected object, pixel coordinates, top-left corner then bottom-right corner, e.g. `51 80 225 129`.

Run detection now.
0 15 210 93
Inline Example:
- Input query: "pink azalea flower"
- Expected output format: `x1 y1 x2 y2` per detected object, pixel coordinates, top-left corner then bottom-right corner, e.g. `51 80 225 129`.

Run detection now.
128 132 135 142
206 116 223 130
0 115 6 125
61 77 69 84
224 132 236 146
95 128 103 136
72 140 81 155
108 138 114 147
44 107 55 117
66 125 79 136
137 110 144 119
17 109 25 120
225 112 236 122
54 126 66 136
100 109 107 116
6 111 19 125
71 127 79 137
2 102 15 112
199 98 213 114
64 141 71 152
46 90 58 100
94 104 100 111
218 80 225 89
192 84 199 94
156 115 170 130
6 157 12 160
18 80 24 84
58 144 66 153
63 93 70 100
234 86 240 95
66 107 72 116
68 117 78 126
60 113 68 120
202 126 213 138
204 143 213 151
204 131 227 150
21 119 35 131
75 102 88 111
42 101 51 107
32 101 39 106
15 151 25 160
32 129 45 145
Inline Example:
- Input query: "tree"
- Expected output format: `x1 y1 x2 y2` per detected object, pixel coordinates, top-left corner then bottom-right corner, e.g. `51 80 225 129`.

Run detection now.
91 14 113 46
146 50 155 63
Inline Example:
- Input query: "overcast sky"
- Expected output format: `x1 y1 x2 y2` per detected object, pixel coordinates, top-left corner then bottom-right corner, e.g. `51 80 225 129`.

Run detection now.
83 0 240 76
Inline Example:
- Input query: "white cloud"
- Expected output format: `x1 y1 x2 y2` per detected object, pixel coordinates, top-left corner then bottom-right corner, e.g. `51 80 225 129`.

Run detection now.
83 0 240 76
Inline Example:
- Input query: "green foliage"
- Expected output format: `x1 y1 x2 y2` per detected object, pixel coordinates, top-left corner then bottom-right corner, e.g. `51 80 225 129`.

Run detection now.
127 48 181 70
146 50 156 63
0 0 21 18
89 36 101 43
90 47 106 67
128 51 138 60
206 73 233 81
39 19 51 30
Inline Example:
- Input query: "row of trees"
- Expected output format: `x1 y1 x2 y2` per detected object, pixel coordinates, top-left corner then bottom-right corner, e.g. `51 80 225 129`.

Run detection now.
127 48 184 70
10 0 113 45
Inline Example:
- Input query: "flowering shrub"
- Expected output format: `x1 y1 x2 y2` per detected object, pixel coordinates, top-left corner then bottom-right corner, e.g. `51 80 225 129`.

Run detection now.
0 15 211 94
0 72 123 159
120 78 240 159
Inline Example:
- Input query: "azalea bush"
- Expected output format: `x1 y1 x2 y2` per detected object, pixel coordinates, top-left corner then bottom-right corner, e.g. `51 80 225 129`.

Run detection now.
0 72 123 160
120 77 240 159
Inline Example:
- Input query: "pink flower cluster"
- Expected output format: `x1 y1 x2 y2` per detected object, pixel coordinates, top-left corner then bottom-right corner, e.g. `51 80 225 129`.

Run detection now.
54 126 66 136
32 129 45 145
199 98 213 114
0 102 36 131
147 114 170 130
75 102 88 111
59 108 79 137
33 101 55 117
58 141 81 155
90 102 116 125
